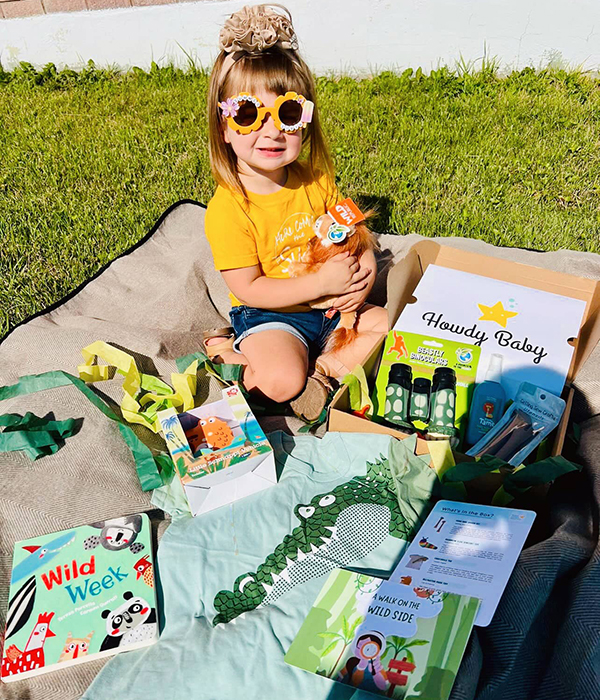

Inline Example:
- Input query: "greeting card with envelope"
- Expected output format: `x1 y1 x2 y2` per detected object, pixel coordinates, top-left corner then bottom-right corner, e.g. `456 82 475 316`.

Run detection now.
158 386 276 516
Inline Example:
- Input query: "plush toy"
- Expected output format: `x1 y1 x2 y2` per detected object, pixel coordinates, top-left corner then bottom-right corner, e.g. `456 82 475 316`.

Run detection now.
293 205 376 353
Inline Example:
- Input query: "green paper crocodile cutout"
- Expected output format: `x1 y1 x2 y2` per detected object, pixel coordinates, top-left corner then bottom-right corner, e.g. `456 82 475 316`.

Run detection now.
213 455 411 625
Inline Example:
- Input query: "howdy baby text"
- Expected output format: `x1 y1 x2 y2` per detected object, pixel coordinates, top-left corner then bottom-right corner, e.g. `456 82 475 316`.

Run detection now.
422 312 548 364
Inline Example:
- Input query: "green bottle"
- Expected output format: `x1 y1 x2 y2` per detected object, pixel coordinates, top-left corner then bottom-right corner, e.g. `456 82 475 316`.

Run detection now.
427 367 457 440
384 363 414 431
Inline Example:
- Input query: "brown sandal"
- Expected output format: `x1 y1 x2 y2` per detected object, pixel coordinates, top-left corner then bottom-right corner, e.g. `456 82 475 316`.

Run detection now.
203 327 235 363
289 370 336 423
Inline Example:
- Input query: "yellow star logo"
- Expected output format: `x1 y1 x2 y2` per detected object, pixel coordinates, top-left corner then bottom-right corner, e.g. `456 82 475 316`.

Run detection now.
477 301 518 328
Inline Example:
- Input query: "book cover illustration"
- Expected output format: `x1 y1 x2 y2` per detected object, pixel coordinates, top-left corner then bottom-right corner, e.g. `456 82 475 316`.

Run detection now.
1 513 157 683
159 385 272 483
285 568 479 699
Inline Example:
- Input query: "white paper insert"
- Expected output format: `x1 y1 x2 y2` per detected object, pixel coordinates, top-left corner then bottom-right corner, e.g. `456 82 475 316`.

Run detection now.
394 265 586 400
390 501 536 626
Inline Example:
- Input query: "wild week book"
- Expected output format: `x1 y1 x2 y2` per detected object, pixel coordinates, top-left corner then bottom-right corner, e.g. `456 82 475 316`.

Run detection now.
1 513 158 682
285 568 479 699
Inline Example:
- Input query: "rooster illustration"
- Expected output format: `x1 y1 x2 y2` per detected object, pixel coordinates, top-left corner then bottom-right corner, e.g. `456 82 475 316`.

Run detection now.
1 611 55 678
200 417 234 450
134 555 154 588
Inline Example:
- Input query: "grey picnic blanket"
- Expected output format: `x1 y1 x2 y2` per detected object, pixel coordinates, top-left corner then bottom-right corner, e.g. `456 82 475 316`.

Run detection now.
1 201 599 700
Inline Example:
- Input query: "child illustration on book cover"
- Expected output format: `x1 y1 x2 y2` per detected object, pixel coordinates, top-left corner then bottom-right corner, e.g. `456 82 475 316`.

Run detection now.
285 569 479 700
337 630 389 692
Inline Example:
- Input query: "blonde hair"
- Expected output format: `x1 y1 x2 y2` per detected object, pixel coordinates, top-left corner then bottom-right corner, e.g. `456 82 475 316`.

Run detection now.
207 9 333 199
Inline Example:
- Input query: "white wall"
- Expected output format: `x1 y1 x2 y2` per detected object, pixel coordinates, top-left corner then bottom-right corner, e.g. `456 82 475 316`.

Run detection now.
1 0 599 74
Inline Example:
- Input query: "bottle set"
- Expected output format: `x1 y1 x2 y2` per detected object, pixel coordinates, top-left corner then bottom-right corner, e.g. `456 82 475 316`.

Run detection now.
384 363 459 442
381 349 566 464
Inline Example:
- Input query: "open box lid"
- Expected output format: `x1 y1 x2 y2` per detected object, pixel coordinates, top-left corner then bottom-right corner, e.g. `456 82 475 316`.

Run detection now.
386 241 600 382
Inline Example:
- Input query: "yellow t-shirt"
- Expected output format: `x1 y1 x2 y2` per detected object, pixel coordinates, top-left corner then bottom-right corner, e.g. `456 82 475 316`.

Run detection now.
205 162 338 309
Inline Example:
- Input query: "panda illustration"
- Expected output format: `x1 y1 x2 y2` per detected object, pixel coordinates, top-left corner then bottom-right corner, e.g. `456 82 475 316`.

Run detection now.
99 591 157 652
83 515 145 554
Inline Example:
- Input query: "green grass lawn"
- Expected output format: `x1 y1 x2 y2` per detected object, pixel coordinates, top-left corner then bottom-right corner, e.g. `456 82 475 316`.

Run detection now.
1 63 600 338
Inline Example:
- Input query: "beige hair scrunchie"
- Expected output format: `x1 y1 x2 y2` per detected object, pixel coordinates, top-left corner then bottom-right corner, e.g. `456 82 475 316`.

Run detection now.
219 4 299 55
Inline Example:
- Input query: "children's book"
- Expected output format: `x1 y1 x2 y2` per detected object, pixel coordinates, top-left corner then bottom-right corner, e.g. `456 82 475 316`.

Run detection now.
158 386 276 516
1 513 158 682
285 568 479 699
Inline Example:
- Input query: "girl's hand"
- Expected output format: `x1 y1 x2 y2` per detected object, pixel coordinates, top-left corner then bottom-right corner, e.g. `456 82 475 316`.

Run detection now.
331 290 368 313
316 252 370 296
332 259 375 312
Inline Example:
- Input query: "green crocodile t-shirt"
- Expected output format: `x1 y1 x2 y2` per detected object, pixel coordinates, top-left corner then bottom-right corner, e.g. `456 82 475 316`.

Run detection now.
83 432 438 700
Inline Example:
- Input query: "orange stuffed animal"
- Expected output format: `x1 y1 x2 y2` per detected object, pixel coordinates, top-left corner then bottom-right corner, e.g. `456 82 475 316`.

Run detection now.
292 209 376 353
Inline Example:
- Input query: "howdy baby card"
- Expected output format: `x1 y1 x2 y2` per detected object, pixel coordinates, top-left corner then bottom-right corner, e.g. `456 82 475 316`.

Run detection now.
158 386 276 516
394 265 586 400
286 568 478 699
1 514 157 682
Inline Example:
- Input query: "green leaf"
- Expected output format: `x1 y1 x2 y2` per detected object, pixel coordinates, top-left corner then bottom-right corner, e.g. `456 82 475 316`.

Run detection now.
491 485 513 506
388 636 407 648
341 616 350 641
320 640 341 657
442 456 503 484
348 616 364 637
404 639 429 648
478 454 511 471
0 412 81 461
502 455 581 497
318 632 343 640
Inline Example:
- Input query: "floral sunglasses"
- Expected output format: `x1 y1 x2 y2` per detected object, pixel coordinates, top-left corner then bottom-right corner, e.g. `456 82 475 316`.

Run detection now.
219 91 314 135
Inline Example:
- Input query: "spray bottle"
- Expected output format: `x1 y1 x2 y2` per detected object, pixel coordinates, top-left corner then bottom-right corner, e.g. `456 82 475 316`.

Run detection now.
465 353 507 447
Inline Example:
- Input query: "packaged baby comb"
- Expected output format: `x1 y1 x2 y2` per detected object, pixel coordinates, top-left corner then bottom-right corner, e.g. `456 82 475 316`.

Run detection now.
467 382 565 466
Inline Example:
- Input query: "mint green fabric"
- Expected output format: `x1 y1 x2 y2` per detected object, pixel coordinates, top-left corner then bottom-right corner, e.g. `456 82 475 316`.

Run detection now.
82 432 438 700
150 466 191 521
388 434 441 530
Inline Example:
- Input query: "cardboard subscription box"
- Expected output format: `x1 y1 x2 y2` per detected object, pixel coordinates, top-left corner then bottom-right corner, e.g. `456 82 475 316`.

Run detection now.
328 240 600 460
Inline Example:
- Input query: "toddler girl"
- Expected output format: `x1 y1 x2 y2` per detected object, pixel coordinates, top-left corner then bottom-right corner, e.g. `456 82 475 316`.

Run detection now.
204 3 388 420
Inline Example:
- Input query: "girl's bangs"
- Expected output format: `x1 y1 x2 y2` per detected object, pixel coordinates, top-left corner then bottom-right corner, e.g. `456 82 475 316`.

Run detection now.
223 52 311 99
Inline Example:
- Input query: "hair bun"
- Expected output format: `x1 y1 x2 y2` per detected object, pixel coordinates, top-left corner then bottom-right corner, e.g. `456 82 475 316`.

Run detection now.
219 4 299 55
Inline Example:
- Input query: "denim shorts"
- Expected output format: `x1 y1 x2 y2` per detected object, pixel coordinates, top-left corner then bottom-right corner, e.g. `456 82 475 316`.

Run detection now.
229 306 341 355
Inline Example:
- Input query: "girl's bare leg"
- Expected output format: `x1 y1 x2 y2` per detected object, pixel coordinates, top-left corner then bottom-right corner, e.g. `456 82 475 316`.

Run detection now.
317 304 388 378
208 330 309 403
